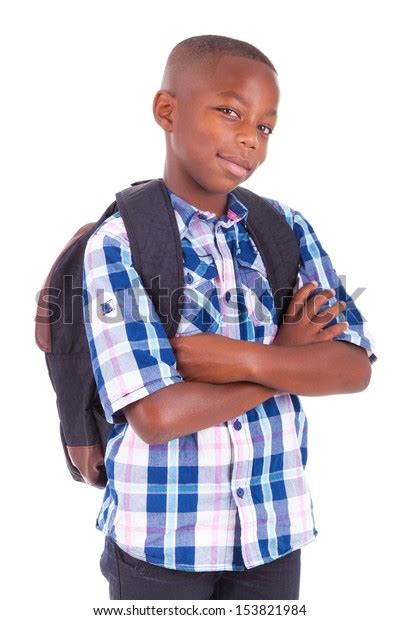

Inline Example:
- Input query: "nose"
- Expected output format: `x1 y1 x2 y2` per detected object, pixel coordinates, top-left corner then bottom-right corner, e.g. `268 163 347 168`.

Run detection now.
236 121 258 150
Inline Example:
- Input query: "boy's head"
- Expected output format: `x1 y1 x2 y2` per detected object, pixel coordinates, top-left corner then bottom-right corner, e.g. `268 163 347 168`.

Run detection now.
153 35 280 211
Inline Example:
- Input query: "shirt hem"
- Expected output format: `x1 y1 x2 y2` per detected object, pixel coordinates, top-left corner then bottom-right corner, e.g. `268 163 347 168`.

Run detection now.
99 526 318 572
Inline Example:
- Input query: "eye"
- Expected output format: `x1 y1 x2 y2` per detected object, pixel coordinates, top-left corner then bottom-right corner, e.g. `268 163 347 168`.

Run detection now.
217 108 274 136
259 124 273 136
217 107 239 118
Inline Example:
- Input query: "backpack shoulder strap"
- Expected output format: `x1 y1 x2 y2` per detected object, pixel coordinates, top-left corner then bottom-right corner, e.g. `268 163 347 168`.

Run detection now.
116 178 184 338
233 186 300 324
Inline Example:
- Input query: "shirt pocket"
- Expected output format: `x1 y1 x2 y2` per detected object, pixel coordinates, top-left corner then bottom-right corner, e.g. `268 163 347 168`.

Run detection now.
178 244 221 336
236 251 277 337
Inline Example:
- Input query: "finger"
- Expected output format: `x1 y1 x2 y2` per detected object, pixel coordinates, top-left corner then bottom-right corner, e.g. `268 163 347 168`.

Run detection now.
315 320 349 341
305 289 337 320
284 281 319 321
310 300 346 325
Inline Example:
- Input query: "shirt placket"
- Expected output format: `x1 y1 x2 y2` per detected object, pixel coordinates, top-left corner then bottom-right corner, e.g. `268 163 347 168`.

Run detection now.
214 221 256 567
214 222 240 341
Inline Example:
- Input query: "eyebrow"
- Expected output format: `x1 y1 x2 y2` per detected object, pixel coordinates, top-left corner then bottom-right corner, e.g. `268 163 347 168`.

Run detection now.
216 90 277 116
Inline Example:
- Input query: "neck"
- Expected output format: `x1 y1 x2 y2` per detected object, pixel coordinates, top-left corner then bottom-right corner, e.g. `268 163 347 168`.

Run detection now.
163 164 229 218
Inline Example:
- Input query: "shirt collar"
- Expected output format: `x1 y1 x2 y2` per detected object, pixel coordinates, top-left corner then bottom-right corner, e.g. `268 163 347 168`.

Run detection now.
165 186 249 237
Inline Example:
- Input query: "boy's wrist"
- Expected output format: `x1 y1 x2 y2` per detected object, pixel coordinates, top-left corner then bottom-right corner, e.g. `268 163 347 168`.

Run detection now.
242 341 273 384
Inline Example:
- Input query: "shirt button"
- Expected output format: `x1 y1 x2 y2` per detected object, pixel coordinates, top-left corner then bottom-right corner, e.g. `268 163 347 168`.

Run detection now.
198 213 207 220
233 420 242 431
225 291 231 302
185 273 194 284
236 487 244 498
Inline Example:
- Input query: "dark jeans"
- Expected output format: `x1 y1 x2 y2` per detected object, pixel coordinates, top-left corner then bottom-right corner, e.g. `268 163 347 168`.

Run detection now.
100 536 301 600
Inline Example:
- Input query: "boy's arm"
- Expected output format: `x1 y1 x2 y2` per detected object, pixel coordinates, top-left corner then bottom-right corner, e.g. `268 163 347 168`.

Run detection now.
246 340 371 396
170 282 372 396
124 280 370 444
123 381 278 445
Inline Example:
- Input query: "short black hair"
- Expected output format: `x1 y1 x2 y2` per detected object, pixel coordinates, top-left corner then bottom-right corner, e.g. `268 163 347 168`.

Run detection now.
161 34 277 95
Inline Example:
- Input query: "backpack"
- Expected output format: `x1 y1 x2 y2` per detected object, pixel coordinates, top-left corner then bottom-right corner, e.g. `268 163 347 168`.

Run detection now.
34 178 300 489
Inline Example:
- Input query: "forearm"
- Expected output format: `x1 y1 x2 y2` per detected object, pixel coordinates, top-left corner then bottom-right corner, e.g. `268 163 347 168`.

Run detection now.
245 340 371 396
125 380 278 444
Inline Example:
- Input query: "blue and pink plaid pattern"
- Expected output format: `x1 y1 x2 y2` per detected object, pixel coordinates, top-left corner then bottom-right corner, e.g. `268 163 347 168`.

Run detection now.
82 187 375 571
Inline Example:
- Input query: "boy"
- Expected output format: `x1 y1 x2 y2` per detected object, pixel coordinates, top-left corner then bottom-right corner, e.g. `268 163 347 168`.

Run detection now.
82 35 375 600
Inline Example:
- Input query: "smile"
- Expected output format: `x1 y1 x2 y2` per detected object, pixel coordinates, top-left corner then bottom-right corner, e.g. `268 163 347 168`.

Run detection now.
217 154 249 178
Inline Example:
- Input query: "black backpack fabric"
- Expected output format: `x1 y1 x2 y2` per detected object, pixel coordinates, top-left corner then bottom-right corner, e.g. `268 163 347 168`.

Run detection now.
35 178 300 489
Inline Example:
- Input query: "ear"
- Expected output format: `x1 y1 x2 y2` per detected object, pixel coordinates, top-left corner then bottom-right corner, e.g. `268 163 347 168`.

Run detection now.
153 89 176 133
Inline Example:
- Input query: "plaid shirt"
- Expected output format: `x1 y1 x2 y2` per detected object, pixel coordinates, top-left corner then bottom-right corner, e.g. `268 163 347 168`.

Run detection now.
82 186 376 571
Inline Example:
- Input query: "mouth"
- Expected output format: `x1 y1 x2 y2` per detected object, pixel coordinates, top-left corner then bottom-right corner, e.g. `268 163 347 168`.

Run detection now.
217 154 251 178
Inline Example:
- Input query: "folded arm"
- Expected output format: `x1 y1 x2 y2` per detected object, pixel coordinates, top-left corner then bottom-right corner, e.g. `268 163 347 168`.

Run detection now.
123 283 372 443
169 282 372 396
124 381 278 444
246 339 371 395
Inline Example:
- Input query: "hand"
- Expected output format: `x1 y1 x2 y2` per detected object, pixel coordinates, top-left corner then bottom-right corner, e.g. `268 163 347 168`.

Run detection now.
169 333 247 384
273 281 348 347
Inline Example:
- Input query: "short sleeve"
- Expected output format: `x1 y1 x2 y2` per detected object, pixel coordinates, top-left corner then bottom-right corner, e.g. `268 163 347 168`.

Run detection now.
267 199 377 365
82 218 184 424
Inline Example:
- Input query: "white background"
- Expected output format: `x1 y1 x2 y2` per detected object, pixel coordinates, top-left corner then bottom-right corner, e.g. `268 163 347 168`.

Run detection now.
2 1 399 618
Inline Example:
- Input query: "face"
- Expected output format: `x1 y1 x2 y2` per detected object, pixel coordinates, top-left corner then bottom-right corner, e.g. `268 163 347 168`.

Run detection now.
154 55 280 202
